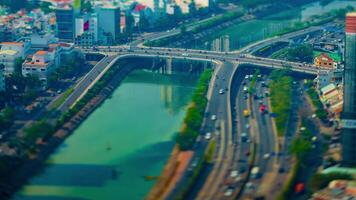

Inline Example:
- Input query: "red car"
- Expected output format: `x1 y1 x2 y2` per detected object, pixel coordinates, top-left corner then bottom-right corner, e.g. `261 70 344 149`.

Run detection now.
259 104 266 113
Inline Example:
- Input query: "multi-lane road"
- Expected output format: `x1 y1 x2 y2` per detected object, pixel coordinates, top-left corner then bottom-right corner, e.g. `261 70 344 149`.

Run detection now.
54 23 333 200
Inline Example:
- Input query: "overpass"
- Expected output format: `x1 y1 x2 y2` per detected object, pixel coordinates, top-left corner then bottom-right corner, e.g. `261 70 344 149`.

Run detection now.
57 26 331 200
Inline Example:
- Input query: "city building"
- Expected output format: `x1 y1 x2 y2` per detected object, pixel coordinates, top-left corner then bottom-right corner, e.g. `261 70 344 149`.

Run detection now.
30 33 59 49
314 53 337 69
22 50 55 87
75 14 98 46
0 42 30 75
320 83 343 116
341 12 356 165
98 5 120 44
311 180 356 200
0 64 5 92
55 7 75 42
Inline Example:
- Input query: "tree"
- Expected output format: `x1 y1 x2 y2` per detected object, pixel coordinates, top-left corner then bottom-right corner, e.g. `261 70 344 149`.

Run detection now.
286 44 314 63
180 24 187 35
139 11 150 31
81 0 93 13
0 0 28 12
40 2 52 14
14 58 24 75
125 12 135 34
310 173 352 192
24 120 54 143
189 0 197 16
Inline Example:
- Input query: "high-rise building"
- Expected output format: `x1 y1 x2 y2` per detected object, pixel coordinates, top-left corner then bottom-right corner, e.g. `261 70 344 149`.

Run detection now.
0 64 5 92
341 12 356 165
98 6 120 44
56 7 75 42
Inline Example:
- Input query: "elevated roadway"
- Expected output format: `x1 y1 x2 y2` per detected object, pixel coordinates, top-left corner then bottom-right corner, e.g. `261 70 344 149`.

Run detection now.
56 25 330 200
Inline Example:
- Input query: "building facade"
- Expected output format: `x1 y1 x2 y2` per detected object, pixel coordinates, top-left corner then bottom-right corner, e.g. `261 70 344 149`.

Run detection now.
98 6 120 44
0 64 5 92
314 53 337 69
22 50 55 86
341 13 356 165
56 7 75 42
75 14 98 46
0 42 29 75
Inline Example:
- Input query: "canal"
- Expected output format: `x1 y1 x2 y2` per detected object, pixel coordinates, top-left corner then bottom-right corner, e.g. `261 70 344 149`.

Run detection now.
12 0 356 199
14 70 198 200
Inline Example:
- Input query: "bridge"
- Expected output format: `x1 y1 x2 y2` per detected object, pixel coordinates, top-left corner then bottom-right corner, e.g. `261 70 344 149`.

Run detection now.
58 24 332 200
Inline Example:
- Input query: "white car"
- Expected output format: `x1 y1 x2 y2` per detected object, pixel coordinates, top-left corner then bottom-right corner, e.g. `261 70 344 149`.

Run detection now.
245 123 251 129
235 175 242 182
224 188 233 197
219 89 224 94
230 170 238 178
263 153 270 159
244 75 249 79
205 132 212 140
211 115 217 121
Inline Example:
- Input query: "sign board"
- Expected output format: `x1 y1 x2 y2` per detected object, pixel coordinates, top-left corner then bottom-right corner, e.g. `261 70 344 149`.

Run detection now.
340 119 356 129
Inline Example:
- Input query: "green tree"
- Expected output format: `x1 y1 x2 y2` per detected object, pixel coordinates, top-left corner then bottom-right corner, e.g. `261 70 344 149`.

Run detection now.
40 2 53 14
310 173 352 192
286 44 314 62
124 12 135 35
14 58 24 75
139 12 150 31
24 120 54 143
81 0 93 13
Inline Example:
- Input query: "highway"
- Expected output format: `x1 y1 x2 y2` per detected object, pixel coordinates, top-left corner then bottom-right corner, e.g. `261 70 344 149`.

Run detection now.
195 62 235 200
53 23 333 200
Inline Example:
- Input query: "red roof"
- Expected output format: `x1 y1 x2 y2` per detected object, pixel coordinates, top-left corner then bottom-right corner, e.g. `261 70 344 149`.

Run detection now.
318 53 334 62
134 4 146 12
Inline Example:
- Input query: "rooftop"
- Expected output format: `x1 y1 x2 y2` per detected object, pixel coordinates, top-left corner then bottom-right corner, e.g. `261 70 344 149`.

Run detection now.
1 42 23 46
0 50 18 56
35 50 48 55
347 12 356 17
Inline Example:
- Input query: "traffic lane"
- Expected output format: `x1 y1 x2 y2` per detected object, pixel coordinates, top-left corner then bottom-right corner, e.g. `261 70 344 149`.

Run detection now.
260 78 276 173
237 76 251 174
194 62 233 200
59 55 116 112
167 62 228 199
252 81 273 175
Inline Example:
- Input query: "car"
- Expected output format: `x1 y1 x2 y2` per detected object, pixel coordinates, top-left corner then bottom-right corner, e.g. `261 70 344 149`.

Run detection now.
245 123 251 129
243 95 248 100
263 153 270 159
243 109 250 117
243 86 248 93
241 133 248 142
244 75 249 80
246 182 255 192
211 115 217 121
245 150 250 156
230 170 238 178
224 188 233 197
57 89 62 94
261 81 267 87
235 175 242 182
219 89 224 94
205 132 212 140
278 168 285 173
258 100 263 104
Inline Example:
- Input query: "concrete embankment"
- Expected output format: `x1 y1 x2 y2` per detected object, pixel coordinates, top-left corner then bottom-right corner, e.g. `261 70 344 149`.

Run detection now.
3 59 141 199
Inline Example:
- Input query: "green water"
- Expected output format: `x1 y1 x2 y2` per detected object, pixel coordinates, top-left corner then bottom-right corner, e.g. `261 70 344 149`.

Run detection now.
14 70 197 200
203 0 356 50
